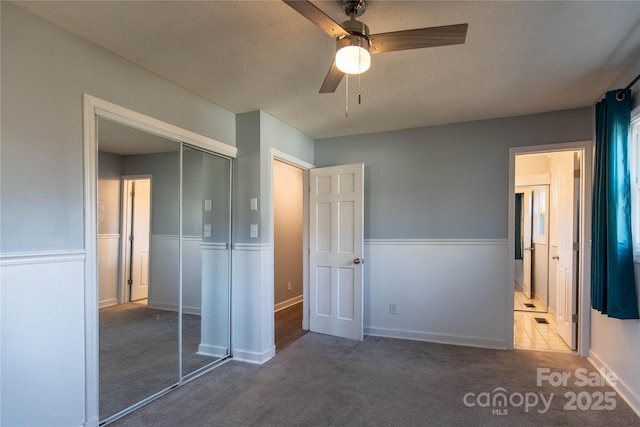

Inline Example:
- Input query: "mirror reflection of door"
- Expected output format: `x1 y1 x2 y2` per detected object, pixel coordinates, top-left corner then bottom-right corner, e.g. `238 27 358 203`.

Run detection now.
123 177 151 303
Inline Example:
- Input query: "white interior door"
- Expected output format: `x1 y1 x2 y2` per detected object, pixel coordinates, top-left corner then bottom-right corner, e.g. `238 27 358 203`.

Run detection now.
521 188 533 299
126 178 151 302
309 163 364 340
556 152 578 349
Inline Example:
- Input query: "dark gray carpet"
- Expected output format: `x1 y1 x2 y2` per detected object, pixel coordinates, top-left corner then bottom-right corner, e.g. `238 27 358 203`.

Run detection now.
112 333 639 426
100 303 222 420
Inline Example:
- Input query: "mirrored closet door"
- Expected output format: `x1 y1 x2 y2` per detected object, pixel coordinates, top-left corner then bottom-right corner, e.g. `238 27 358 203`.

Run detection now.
97 118 231 423
181 146 231 377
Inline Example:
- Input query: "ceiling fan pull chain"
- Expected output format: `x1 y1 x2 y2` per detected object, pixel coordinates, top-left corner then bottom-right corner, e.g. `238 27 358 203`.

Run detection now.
345 74 349 117
358 38 362 105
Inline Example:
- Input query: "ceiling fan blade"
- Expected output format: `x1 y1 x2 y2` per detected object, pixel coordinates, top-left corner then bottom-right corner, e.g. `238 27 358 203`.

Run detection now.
369 24 468 54
283 0 348 39
319 60 344 93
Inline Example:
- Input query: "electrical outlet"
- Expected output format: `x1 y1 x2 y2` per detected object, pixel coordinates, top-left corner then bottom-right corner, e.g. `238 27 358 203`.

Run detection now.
287 281 292 291
389 302 397 315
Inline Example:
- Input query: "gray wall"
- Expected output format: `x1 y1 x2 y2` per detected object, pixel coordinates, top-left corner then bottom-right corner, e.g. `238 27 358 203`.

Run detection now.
314 108 593 239
200 149 231 243
98 152 124 235
123 151 181 236
0 1 235 253
234 112 262 243
0 3 236 425
234 111 314 244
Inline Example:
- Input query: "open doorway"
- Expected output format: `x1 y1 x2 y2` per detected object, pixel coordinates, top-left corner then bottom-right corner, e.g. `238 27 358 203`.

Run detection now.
273 159 306 351
511 146 589 354
514 185 549 313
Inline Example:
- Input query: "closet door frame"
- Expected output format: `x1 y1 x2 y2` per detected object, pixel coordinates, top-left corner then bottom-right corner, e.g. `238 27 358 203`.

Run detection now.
83 94 237 426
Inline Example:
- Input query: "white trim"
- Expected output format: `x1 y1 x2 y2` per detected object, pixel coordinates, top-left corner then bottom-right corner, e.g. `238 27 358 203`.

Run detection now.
365 239 507 246
200 242 229 250
148 301 201 316
98 234 120 239
151 234 179 240
508 140 592 357
274 295 303 312
588 349 640 418
515 173 551 186
99 298 118 309
365 326 507 350
83 93 100 427
271 148 315 170
197 344 228 358
91 99 237 159
233 243 272 251
232 346 276 364
0 250 86 266
149 234 203 241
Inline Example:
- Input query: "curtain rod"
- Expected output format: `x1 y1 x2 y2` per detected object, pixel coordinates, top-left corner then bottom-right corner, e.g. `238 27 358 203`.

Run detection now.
624 73 640 91
615 73 639 101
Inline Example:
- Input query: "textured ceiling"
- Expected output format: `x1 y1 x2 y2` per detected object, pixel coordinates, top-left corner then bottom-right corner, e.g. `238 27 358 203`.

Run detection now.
98 118 180 156
13 1 640 139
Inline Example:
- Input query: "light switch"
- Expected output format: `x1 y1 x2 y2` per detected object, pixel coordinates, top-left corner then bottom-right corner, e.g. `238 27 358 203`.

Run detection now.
250 224 258 238
204 200 212 211
250 198 258 211
204 224 212 237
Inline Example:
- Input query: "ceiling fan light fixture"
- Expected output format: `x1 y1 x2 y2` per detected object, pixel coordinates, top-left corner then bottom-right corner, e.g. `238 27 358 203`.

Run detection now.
335 35 370 75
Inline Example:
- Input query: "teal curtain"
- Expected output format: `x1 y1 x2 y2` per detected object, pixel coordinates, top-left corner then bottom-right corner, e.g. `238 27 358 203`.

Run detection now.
591 89 639 319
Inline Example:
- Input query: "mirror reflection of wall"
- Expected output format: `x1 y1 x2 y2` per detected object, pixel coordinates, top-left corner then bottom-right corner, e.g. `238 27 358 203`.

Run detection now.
181 146 231 378
97 118 231 422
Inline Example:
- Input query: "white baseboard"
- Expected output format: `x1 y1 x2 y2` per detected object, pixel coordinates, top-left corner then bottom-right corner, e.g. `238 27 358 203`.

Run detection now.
197 344 228 358
232 346 275 365
83 416 99 427
274 295 303 312
147 301 201 316
588 349 640 418
99 298 118 308
365 326 508 350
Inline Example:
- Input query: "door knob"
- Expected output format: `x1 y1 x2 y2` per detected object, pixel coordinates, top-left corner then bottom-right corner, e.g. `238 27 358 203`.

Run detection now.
353 258 363 265
552 255 559 260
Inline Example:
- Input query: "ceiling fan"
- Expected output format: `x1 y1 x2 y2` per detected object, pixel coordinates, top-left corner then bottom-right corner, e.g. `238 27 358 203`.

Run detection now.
283 0 468 93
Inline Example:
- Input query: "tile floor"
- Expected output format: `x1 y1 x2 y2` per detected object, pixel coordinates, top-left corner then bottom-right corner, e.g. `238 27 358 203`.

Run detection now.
513 290 547 312
514 310 572 352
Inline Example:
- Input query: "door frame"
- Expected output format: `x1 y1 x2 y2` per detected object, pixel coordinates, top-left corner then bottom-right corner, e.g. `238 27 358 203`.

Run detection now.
119 175 152 304
507 140 592 356
270 149 314 333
